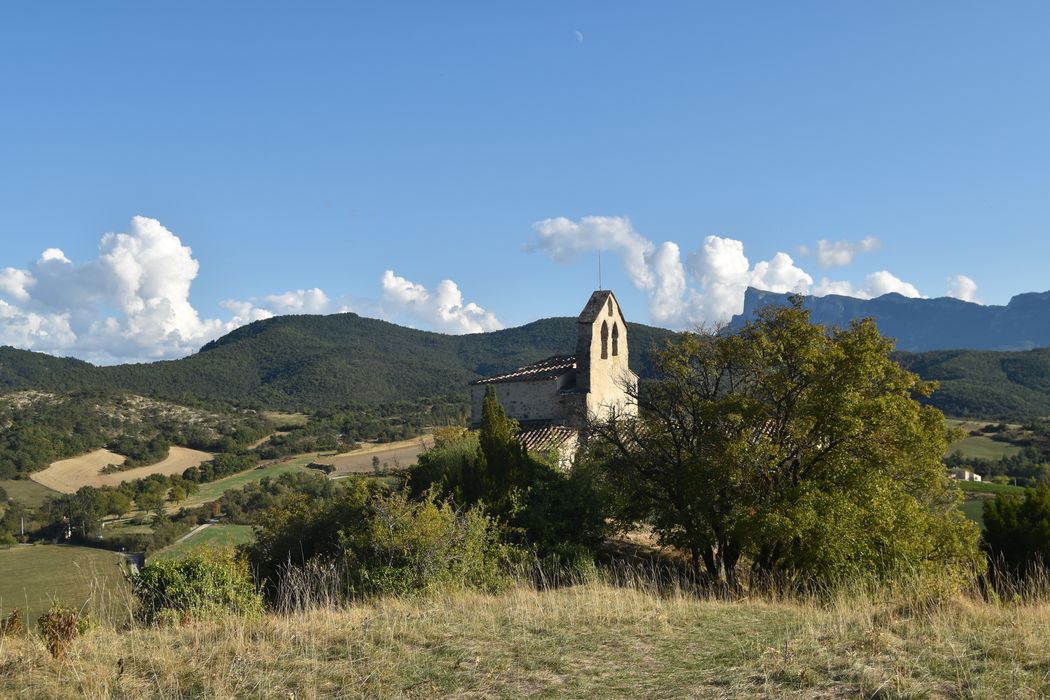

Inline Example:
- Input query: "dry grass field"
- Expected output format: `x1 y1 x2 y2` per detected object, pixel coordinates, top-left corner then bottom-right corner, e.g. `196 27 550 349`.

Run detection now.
325 434 430 475
30 447 213 493
2 581 1049 698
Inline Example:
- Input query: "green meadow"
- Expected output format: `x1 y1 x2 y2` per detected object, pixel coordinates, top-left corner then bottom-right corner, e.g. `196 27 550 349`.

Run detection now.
0 544 130 625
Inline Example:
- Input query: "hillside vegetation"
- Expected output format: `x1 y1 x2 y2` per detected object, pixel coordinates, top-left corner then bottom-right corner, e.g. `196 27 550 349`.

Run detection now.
897 347 1050 418
5 312 1050 418
0 315 674 411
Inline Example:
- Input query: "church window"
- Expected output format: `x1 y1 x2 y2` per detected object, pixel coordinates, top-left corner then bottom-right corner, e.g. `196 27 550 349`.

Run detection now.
601 321 609 359
612 323 619 356
607 298 613 316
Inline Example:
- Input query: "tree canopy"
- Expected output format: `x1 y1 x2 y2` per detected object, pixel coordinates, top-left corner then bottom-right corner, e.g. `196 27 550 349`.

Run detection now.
588 299 981 589
983 486 1050 580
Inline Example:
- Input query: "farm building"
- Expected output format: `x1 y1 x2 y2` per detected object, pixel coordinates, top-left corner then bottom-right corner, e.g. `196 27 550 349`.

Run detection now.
949 468 983 483
469 290 638 468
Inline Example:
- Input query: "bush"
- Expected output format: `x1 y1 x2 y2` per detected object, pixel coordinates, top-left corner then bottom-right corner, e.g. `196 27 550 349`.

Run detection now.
409 414 609 559
37 606 84 658
131 551 262 625
0 609 25 637
360 491 515 596
247 479 519 601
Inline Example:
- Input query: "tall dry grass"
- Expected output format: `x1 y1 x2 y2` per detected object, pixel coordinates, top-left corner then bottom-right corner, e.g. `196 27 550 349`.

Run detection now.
3 561 1050 698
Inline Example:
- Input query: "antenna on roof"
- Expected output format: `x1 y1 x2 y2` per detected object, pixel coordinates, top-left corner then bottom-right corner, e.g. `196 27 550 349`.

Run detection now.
598 250 602 290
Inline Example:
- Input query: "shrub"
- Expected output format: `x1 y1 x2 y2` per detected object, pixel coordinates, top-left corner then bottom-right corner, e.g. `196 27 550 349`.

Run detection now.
360 491 515 596
37 606 82 658
248 480 519 601
0 609 25 637
131 551 262 625
410 408 609 559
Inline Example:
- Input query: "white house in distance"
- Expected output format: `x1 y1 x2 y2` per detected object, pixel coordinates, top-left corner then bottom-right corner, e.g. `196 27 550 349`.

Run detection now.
469 290 638 468
949 468 983 483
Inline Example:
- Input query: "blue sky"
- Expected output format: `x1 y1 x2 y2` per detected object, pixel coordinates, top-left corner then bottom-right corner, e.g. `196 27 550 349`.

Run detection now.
2 2 1049 362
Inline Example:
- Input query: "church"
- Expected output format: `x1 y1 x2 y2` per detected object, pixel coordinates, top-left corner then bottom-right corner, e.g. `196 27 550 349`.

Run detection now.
468 290 638 468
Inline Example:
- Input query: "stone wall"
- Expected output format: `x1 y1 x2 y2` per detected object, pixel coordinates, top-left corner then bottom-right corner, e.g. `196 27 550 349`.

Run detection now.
469 372 575 426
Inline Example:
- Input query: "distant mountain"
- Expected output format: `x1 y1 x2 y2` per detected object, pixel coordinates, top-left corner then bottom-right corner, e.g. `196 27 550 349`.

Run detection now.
0 315 676 411
732 287 1050 352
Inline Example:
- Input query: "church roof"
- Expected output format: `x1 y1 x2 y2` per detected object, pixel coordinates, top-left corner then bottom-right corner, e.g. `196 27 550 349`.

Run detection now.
470 355 576 385
517 424 578 453
577 290 628 327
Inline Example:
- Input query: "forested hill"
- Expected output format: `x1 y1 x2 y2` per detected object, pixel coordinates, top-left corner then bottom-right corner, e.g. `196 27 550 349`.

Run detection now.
5 312 1050 418
0 315 676 411
895 348 1050 419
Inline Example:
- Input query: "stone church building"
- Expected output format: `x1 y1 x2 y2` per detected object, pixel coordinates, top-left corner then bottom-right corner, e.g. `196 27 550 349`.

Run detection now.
468 290 638 467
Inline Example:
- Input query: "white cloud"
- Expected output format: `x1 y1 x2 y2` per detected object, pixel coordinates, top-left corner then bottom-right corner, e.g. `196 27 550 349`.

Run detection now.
530 217 813 326
528 217 925 327
0 216 508 363
380 271 503 334
92 216 220 358
39 248 70 264
529 216 656 291
947 274 981 303
814 236 880 268
0 299 76 350
813 270 923 300
258 288 331 315
0 217 225 362
812 278 860 297
864 270 921 298
0 267 34 302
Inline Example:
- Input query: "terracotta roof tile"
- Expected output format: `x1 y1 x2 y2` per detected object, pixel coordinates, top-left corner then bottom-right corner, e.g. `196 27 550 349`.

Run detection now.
470 355 576 385
517 424 578 453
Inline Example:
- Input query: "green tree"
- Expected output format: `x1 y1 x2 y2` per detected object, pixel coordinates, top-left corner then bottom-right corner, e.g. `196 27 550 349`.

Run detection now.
477 386 537 504
411 412 608 558
983 486 1050 580
589 299 981 589
105 491 132 517
136 489 163 513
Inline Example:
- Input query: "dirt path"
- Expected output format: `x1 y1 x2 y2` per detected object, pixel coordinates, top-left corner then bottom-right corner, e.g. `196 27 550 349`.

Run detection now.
32 446 215 493
248 431 288 450
172 523 212 546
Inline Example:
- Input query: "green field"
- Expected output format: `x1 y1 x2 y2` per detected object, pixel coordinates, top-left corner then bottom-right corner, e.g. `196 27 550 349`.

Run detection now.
958 480 1027 496
151 524 255 561
0 544 131 624
944 417 1025 460
177 455 317 509
0 478 58 508
959 498 989 527
947 434 1023 460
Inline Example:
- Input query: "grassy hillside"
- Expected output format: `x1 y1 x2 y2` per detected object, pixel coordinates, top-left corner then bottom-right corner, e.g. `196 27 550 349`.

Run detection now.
0 315 676 411
3 582 1049 697
150 524 254 562
0 545 128 625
